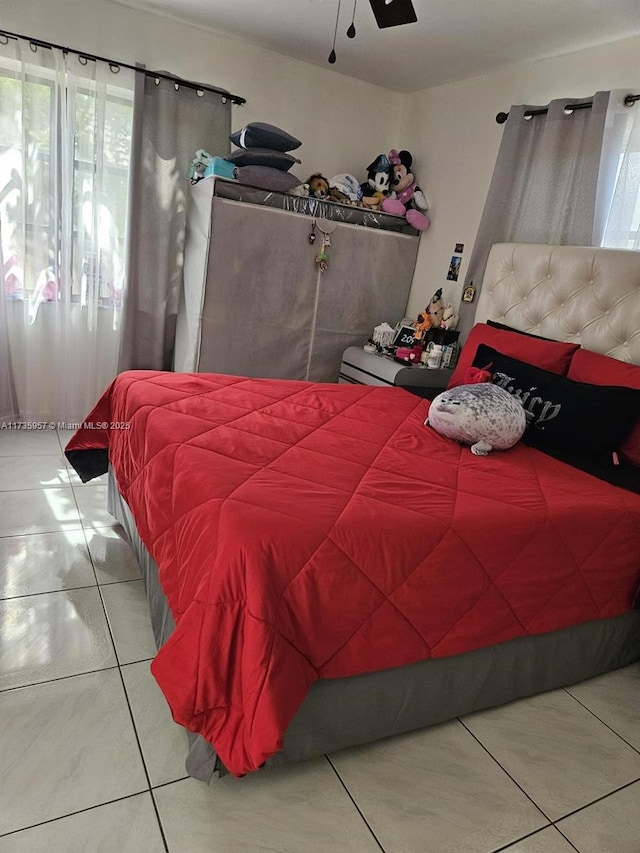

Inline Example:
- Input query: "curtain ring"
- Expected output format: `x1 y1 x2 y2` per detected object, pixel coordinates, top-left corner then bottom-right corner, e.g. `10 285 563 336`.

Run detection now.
174 82 179 91
563 105 575 116
0 34 9 45
196 89 204 97
221 96 227 105
78 55 88 65
154 77 160 86
29 41 38 52
109 63 120 74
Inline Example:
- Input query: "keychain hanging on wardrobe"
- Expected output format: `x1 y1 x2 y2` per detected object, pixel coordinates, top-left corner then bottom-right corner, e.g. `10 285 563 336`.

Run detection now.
313 220 336 273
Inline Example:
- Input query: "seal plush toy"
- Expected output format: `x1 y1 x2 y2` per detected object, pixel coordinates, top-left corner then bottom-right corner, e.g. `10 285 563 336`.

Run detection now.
426 383 526 456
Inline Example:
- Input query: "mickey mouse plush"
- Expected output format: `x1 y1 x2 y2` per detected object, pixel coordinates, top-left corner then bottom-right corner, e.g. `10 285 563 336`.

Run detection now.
381 149 430 231
360 154 391 208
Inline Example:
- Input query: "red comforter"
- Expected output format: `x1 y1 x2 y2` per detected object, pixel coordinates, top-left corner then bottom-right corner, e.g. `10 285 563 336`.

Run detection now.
67 371 640 776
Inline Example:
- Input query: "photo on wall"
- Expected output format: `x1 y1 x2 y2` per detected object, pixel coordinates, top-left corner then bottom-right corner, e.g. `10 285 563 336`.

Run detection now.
447 255 462 281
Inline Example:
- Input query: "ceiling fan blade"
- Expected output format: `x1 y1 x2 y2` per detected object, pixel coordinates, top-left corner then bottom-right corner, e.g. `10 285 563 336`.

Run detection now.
369 0 417 28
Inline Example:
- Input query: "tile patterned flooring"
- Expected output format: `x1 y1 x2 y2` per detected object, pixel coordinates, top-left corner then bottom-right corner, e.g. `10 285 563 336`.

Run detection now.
0 429 638 852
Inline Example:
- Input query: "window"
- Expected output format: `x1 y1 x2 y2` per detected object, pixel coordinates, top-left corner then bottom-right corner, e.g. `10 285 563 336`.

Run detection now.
0 46 134 311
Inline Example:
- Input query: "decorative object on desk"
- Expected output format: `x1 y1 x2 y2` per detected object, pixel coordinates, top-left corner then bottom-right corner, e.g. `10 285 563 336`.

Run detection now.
395 345 423 364
381 150 430 231
413 307 431 342
393 324 419 348
373 322 396 349
462 283 476 303
447 255 462 281
441 303 459 330
426 287 445 328
426 384 526 456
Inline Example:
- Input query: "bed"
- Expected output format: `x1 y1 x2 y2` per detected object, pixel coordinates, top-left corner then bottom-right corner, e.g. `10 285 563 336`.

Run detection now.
65 242 640 781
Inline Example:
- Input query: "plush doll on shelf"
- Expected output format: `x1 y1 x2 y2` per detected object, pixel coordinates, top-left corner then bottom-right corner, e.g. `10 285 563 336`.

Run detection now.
328 174 362 205
360 154 392 208
426 287 445 328
307 173 330 199
189 149 213 183
441 303 459 330
381 149 430 231
413 307 431 342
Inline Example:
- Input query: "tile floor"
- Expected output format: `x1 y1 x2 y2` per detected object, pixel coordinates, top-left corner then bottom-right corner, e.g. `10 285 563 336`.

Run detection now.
0 428 639 852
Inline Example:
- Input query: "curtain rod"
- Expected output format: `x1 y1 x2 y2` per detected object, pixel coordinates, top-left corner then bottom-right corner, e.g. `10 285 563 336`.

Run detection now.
495 93 639 124
0 28 247 106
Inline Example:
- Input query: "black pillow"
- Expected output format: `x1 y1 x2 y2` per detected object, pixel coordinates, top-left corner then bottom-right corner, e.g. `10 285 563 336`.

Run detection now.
226 148 301 171
486 319 555 342
230 122 302 153
472 345 640 466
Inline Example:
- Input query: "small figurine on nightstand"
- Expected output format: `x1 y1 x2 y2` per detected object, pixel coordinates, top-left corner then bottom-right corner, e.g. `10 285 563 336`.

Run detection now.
426 288 445 328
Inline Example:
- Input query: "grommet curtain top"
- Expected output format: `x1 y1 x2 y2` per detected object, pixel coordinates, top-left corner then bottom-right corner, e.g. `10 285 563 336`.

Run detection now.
0 27 246 106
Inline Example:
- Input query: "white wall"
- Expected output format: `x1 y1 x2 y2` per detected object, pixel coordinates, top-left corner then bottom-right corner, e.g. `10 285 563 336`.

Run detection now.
1 0 402 180
3 1 639 329
401 36 640 320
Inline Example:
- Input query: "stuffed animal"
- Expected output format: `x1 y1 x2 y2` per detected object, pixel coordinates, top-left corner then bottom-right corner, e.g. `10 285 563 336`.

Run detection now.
328 174 362 204
360 154 392 208
189 149 213 183
413 307 431 342
426 288 445 328
308 173 330 199
441 303 459 330
381 149 430 231
290 182 310 197
426 384 526 456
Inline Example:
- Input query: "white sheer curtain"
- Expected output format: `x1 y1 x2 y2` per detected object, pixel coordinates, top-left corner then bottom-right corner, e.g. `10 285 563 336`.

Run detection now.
598 91 640 250
0 36 134 423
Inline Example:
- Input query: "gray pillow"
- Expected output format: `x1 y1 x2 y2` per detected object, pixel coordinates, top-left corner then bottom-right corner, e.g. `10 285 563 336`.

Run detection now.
226 148 301 172
235 165 301 193
230 122 301 152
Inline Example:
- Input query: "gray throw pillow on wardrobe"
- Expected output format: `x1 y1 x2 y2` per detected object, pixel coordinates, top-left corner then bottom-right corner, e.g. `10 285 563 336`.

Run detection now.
235 165 301 192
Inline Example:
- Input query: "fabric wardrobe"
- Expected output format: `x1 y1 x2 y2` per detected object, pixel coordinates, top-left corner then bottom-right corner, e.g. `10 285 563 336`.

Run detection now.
174 178 420 381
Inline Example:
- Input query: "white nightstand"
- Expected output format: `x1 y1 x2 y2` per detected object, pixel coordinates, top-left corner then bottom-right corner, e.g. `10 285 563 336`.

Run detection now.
339 347 452 399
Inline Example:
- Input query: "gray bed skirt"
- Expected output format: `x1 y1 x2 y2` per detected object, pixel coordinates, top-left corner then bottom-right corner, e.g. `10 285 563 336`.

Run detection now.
108 470 640 783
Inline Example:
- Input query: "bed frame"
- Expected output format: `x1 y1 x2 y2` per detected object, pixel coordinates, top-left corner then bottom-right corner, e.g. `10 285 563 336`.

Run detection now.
109 242 640 781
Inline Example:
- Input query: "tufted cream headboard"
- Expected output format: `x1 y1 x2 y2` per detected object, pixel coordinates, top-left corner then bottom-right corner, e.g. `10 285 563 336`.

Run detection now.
475 243 640 365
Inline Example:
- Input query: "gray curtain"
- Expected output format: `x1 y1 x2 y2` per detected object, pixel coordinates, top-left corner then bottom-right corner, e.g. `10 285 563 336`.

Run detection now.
0 217 18 421
118 73 231 371
458 91 610 340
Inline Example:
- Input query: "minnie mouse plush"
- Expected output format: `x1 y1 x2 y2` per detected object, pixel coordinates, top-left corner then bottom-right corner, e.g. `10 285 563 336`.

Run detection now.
381 149 430 231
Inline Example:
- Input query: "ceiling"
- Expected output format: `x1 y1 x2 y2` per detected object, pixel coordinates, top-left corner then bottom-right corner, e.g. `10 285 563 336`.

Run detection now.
112 0 640 92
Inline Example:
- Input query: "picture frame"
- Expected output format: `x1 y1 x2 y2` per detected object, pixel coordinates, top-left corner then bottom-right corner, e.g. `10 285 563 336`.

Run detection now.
392 324 417 348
